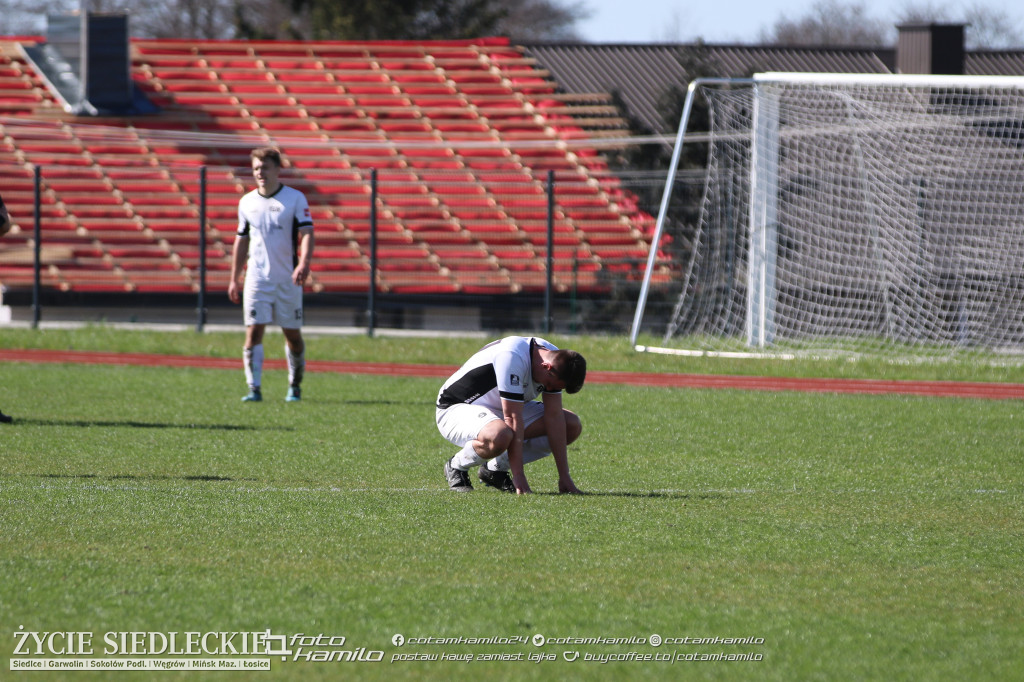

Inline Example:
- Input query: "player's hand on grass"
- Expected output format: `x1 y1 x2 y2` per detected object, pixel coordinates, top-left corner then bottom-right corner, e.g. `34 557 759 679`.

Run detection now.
512 472 531 495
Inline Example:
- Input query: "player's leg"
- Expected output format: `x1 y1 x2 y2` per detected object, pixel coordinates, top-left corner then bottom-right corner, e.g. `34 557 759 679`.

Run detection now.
242 323 266 401
521 408 582 460
474 404 558 492
241 281 272 401
436 404 506 491
482 406 581 483
276 282 305 402
464 418 514 461
282 327 304 402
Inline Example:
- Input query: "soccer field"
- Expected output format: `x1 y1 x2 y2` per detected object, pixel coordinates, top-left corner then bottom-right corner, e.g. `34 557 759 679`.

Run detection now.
1 329 1022 681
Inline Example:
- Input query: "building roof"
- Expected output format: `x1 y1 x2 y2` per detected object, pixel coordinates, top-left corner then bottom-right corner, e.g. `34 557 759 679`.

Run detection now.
516 44 689 135
522 43 896 134
966 50 1024 76
522 41 1024 135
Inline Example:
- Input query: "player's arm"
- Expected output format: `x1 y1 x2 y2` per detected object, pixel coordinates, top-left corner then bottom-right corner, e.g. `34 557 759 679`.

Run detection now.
291 194 314 286
293 228 314 286
542 391 581 494
228 233 249 304
501 397 530 494
0 196 11 237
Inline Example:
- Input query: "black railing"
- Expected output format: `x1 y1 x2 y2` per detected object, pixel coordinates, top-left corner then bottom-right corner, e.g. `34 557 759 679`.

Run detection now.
4 164 659 335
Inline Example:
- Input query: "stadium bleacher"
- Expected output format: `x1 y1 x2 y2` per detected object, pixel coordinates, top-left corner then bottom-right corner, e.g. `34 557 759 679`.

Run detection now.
0 36 663 296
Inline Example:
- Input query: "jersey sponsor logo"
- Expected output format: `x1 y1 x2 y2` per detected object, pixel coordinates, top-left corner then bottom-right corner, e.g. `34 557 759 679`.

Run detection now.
510 373 520 386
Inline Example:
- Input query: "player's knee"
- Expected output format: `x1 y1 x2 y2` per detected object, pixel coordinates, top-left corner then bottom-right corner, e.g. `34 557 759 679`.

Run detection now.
284 332 304 355
479 423 514 457
565 411 582 444
246 324 266 346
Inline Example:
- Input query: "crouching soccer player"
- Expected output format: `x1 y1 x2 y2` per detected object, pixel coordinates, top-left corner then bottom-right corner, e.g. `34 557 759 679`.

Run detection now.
435 336 587 494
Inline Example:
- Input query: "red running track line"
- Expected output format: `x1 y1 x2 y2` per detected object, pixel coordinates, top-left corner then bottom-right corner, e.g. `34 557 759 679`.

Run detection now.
2 348 1023 400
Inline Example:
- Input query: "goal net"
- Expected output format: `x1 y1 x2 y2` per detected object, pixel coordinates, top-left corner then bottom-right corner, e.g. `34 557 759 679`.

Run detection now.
630 73 1024 359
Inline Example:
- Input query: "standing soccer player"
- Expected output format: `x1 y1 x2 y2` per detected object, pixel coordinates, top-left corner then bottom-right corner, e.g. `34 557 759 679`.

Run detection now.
436 336 587 494
0 192 14 423
229 148 315 402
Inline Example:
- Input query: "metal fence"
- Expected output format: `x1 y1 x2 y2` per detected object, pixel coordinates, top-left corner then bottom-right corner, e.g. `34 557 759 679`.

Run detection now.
1 162 679 335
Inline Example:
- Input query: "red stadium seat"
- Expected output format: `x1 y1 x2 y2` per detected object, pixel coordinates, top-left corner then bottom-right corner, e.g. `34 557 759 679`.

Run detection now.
0 35 647 295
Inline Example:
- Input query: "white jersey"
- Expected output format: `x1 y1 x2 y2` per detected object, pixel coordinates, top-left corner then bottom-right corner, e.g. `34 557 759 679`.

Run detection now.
237 185 313 285
436 336 560 410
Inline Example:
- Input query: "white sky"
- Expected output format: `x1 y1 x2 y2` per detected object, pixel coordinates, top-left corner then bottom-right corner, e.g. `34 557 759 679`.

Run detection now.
574 0 1021 44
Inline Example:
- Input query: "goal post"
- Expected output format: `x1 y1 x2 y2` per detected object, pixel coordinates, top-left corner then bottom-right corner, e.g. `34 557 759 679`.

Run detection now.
631 72 1024 359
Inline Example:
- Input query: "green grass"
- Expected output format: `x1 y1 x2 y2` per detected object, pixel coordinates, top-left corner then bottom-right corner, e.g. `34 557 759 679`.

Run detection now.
1 329 1023 680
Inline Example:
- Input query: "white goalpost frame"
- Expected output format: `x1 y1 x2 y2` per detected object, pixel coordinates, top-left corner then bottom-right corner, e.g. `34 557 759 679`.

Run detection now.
631 71 1024 358
629 77 751 351
747 76 780 349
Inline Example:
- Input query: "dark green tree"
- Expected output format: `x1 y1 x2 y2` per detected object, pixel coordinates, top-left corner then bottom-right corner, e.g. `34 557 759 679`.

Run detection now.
235 0 582 41
280 0 501 40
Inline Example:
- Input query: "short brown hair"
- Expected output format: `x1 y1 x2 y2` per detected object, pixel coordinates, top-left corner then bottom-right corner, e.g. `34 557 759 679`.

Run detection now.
251 147 283 167
551 349 586 394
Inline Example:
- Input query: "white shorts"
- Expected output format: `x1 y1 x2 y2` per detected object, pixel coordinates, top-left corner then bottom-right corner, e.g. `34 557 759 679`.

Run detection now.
435 400 546 447
243 279 303 329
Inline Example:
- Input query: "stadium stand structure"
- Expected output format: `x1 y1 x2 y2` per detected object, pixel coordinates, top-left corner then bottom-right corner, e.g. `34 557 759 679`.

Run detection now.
0 36 661 297
6 27 1018 305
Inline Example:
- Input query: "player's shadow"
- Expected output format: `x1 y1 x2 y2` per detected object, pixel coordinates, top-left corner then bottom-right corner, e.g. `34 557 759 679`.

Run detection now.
534 490 723 500
316 398 418 407
14 418 293 431
30 473 252 482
